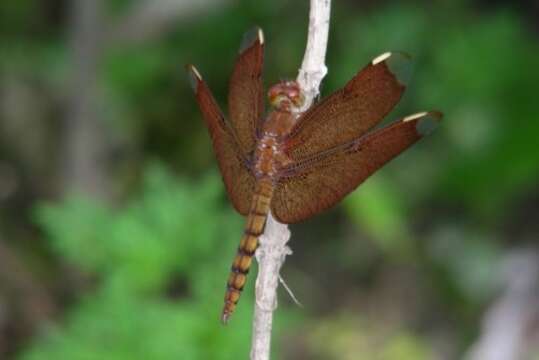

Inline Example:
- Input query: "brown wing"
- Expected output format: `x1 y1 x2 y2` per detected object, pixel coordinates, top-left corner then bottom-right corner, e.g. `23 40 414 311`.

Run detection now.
271 111 443 223
286 52 411 160
187 65 255 215
228 27 265 154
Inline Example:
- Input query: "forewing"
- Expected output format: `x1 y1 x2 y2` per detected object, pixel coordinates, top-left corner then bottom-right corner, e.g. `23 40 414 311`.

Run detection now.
187 65 255 215
286 52 411 160
228 27 265 154
271 111 442 223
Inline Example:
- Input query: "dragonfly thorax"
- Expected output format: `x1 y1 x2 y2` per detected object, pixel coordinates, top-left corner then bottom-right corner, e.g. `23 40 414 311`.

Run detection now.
253 123 294 179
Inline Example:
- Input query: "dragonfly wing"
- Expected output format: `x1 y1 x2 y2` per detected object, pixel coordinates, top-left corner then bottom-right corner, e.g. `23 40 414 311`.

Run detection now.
188 65 255 215
271 111 442 223
286 52 411 160
228 27 265 154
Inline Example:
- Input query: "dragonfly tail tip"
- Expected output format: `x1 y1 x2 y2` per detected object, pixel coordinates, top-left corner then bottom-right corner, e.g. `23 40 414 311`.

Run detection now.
221 311 231 325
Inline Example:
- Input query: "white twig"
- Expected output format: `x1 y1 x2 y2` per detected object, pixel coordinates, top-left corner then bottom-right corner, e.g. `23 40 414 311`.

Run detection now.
465 248 539 360
297 0 331 111
250 214 292 359
250 1 331 359
278 275 303 308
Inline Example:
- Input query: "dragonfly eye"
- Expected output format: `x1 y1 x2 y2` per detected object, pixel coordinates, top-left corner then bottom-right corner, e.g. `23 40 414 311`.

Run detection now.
268 81 305 110
269 94 289 109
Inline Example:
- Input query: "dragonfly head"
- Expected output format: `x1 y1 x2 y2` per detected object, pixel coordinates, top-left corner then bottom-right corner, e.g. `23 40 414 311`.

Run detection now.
268 81 305 111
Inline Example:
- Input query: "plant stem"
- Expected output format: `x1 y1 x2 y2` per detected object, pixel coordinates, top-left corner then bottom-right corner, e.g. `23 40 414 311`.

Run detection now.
249 1 331 359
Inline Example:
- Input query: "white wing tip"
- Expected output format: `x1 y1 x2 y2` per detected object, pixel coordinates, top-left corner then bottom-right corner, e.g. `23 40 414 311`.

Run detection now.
403 111 429 122
258 28 264 45
190 66 202 80
372 52 392 65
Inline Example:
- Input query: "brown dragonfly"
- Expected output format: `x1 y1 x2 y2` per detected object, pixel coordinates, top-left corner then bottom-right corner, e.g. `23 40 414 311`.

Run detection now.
187 27 442 324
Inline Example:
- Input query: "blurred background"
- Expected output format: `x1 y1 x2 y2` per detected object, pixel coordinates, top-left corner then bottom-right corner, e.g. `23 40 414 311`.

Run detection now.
1 0 539 359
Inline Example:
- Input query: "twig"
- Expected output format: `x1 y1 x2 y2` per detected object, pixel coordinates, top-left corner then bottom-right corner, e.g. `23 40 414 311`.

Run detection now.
250 1 331 359
250 215 292 359
65 0 110 198
465 248 539 360
278 275 303 308
297 0 331 110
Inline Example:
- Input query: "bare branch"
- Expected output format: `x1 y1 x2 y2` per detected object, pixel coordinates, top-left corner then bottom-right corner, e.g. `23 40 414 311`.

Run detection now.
65 0 110 198
250 215 292 359
250 1 331 359
466 248 539 360
297 0 331 111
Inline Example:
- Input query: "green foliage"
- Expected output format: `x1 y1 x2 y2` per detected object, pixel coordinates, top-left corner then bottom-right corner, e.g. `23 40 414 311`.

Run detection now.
338 3 536 260
22 165 262 360
329 4 537 353
341 4 539 232
0 1 37 36
421 11 539 216
344 177 412 258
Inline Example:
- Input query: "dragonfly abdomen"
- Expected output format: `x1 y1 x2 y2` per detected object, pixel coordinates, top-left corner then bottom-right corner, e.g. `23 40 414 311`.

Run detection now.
221 178 274 324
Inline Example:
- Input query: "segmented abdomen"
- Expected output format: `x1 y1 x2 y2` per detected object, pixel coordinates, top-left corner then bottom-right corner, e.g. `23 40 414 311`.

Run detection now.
221 178 274 323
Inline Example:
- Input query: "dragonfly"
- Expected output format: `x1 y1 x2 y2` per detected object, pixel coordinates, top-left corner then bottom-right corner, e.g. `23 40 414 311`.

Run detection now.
187 27 442 324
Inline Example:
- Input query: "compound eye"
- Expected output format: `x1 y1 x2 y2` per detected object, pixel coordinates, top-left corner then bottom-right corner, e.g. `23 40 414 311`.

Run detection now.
270 94 286 108
268 88 278 100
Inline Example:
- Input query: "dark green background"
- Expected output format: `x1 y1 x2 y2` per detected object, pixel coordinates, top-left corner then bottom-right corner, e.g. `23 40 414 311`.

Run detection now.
1 0 538 359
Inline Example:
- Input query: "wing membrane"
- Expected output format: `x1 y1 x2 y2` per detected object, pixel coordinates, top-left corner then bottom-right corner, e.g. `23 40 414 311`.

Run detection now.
286 52 410 160
271 111 442 223
188 65 255 215
228 27 265 154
